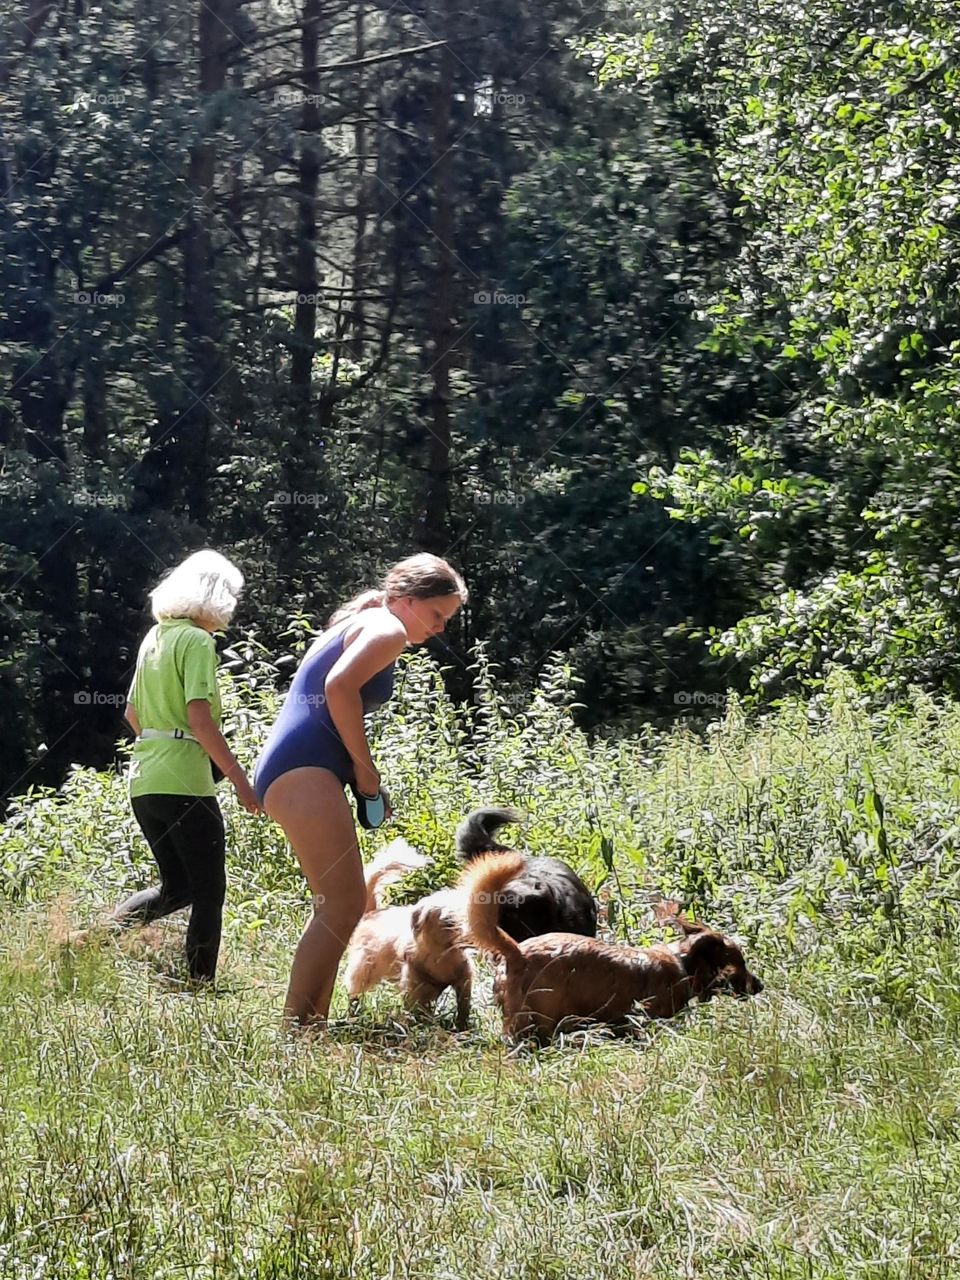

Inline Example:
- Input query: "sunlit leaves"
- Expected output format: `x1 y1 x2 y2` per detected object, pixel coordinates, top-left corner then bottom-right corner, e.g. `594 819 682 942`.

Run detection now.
586 1 960 704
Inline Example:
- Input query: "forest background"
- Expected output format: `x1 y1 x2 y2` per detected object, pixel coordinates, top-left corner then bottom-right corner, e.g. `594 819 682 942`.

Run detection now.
2 0 958 801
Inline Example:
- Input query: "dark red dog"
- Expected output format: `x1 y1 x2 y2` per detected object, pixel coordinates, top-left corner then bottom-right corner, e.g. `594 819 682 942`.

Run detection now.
461 852 763 1041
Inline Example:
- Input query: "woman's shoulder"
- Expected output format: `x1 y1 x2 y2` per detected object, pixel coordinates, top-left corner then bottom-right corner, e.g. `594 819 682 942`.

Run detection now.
345 606 406 649
170 621 217 657
303 621 348 658
299 608 403 670
180 621 215 645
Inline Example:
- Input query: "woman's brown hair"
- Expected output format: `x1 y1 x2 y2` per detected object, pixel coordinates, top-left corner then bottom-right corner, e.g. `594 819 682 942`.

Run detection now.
329 554 467 626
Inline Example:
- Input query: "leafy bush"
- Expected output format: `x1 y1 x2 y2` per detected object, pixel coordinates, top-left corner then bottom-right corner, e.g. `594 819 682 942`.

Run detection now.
4 639 960 1014
589 2 960 707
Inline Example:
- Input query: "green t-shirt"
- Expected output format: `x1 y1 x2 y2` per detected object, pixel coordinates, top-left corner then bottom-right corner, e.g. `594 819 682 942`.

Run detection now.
127 618 222 797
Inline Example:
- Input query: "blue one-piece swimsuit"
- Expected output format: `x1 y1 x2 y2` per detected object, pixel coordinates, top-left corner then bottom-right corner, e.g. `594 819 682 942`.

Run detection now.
254 623 395 804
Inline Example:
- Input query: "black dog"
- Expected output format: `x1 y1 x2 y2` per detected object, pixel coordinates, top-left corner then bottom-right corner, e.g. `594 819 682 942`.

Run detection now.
455 806 597 941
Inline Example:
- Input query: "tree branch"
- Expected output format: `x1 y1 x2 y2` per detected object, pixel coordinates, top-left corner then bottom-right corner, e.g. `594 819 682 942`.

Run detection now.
90 227 189 292
248 39 444 94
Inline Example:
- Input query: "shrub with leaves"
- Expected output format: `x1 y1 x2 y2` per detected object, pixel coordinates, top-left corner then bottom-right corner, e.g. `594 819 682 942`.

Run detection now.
586 1 960 705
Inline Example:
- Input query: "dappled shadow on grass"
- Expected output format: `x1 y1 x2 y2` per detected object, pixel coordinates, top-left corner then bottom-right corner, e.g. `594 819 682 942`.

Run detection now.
1 904 272 1015
5 895 960 1277
4 897 758 1061
60 915 194 993
317 1007 488 1060
320 996 686 1060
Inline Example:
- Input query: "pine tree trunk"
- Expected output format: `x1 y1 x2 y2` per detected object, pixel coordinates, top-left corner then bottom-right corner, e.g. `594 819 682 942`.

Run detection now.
349 0 368 360
283 0 324 542
131 0 178 510
179 0 235 522
421 15 455 552
289 0 321 409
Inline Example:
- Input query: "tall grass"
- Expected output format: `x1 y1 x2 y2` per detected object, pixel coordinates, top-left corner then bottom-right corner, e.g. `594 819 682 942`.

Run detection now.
2 646 959 1276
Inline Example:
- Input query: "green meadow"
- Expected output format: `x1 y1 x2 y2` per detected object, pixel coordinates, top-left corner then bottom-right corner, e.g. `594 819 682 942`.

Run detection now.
2 651 959 1278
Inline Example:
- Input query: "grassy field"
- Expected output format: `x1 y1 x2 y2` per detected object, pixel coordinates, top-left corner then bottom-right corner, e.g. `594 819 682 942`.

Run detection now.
2 651 960 1277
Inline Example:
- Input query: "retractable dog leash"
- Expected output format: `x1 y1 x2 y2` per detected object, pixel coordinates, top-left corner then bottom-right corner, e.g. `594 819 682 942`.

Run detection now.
350 784 388 830
349 653 411 829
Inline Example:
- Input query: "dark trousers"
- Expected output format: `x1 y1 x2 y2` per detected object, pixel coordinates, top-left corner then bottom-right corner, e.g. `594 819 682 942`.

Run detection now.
115 793 226 981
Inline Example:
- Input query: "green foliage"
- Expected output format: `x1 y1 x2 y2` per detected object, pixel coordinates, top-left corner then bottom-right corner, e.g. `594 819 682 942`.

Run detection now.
457 86 752 720
9 0 960 794
7 642 960 981
587 0 960 705
710 559 960 700
5 0 745 792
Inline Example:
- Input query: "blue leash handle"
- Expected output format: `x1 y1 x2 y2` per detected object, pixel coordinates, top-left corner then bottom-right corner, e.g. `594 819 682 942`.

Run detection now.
351 785 387 829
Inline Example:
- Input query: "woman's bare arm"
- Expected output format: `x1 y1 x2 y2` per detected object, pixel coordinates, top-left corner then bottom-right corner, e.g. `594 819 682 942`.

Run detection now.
187 698 262 814
324 614 406 793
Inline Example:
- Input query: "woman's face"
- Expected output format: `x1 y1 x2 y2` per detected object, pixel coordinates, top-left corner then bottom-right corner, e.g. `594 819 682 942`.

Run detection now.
394 593 462 644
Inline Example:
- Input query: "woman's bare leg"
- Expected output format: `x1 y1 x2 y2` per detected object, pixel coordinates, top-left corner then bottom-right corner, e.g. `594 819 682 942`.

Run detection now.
264 767 366 1026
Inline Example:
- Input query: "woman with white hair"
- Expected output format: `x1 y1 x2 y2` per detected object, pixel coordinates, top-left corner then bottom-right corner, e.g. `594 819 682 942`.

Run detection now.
112 549 261 981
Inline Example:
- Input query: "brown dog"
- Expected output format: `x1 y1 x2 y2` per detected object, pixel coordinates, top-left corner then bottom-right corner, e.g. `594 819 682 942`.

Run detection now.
461 852 763 1041
343 840 473 1029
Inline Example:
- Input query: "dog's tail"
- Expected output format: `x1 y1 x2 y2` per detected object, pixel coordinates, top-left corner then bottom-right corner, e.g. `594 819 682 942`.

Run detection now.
455 806 523 859
363 838 429 913
459 852 527 967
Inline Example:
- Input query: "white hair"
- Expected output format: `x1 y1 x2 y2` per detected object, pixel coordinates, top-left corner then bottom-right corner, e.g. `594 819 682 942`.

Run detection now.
150 549 244 630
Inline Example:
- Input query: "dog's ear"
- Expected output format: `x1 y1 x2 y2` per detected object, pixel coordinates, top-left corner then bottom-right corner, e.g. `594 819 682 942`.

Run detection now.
683 931 729 998
410 905 423 934
654 899 707 936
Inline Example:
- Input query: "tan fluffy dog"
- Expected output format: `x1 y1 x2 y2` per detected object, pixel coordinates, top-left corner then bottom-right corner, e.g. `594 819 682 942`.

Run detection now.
343 839 473 1028
461 852 763 1042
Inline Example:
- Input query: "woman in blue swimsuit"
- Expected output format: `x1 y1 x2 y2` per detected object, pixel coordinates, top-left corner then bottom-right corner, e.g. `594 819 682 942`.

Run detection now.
255 553 466 1026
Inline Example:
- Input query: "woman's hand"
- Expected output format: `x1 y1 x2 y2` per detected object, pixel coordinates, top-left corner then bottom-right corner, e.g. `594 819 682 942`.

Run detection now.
354 767 392 822
354 763 381 799
187 699 262 815
230 769 263 815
